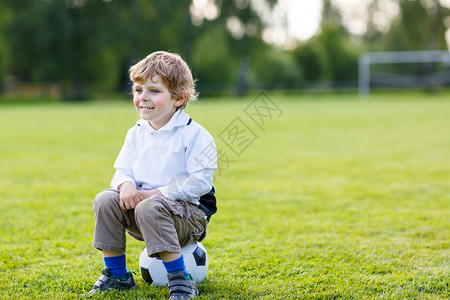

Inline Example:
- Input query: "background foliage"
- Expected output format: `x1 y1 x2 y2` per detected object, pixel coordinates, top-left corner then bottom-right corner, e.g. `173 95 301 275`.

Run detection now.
0 0 449 99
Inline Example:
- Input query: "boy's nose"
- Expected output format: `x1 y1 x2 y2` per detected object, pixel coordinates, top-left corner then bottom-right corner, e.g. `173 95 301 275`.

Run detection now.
141 92 150 101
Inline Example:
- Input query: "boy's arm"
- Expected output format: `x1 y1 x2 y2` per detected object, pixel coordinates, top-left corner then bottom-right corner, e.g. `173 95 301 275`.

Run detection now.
158 169 214 203
111 127 137 190
159 127 217 203
138 188 162 200
117 181 141 212
118 181 162 211
118 183 163 211
152 123 217 203
163 126 217 203
111 170 136 190
111 126 142 211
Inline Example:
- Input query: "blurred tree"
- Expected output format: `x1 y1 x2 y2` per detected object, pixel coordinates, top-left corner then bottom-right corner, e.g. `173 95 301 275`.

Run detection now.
292 39 330 83
364 0 450 89
209 0 278 95
4 0 133 100
319 25 360 82
292 0 360 85
251 47 301 89
1 0 281 99
362 0 390 46
375 0 449 51
191 25 237 94
0 1 12 91
322 0 345 30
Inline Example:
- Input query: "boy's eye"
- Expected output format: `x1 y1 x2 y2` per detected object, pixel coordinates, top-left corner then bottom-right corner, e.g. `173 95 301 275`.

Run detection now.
150 89 159 93
135 87 142 93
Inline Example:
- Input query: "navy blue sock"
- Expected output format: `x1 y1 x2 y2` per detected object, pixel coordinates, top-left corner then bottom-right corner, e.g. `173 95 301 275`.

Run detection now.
163 255 188 278
104 254 128 279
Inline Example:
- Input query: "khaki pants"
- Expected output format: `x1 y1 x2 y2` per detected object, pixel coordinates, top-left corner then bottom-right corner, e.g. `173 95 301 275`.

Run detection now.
92 189 208 257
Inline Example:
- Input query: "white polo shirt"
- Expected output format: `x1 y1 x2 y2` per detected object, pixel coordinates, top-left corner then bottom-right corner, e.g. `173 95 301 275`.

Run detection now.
111 109 217 205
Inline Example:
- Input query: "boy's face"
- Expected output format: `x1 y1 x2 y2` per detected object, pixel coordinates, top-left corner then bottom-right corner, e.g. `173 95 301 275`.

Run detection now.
133 75 184 130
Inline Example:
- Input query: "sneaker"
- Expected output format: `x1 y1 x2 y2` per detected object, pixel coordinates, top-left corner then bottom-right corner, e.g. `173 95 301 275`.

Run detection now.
167 271 199 300
87 267 136 296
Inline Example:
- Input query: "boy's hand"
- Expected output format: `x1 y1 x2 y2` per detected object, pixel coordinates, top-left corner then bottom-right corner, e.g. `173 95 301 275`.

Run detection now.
138 189 163 200
118 182 143 212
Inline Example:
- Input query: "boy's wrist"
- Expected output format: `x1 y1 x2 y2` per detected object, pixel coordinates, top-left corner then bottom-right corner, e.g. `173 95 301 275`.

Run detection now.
118 181 135 191
138 189 162 200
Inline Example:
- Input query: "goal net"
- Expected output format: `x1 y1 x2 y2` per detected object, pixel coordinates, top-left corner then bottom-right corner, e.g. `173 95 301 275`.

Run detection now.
358 50 450 96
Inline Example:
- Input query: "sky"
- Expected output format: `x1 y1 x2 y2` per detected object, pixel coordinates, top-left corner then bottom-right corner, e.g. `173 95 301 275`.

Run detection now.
261 0 359 46
193 0 450 48
281 0 387 42
284 0 322 41
280 0 450 48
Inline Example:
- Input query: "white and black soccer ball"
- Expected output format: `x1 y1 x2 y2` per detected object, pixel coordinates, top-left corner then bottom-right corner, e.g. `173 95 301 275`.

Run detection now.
139 241 208 286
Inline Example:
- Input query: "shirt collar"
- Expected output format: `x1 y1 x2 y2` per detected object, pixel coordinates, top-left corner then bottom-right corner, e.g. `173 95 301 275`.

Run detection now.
136 109 190 132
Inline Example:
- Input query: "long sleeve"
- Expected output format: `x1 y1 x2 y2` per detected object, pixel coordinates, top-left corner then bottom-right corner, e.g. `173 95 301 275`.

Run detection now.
111 128 137 189
159 125 217 204
159 169 214 203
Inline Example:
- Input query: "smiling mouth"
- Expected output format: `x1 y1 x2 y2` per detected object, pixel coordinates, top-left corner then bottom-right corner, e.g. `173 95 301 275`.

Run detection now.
140 106 155 110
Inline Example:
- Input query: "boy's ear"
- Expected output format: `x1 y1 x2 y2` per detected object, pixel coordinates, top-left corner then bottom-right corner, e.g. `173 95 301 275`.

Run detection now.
174 92 187 108
174 98 185 107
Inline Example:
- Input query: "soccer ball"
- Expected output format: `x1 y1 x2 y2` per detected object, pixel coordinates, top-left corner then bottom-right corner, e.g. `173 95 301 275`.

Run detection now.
139 241 208 286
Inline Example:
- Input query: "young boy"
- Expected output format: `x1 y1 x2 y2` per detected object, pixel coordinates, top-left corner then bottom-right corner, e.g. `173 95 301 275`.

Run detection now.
88 51 217 300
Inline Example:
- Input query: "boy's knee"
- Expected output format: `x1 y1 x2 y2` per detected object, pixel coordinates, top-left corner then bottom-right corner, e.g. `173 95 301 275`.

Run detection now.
93 190 120 212
135 197 170 222
135 198 159 217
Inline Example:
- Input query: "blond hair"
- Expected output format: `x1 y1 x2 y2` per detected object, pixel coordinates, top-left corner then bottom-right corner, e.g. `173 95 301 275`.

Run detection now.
129 51 198 109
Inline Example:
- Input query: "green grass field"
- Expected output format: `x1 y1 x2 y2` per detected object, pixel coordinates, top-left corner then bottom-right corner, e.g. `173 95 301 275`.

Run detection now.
1 93 449 299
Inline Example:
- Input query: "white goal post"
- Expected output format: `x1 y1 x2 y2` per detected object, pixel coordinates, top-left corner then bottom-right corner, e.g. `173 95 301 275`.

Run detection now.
358 50 450 96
